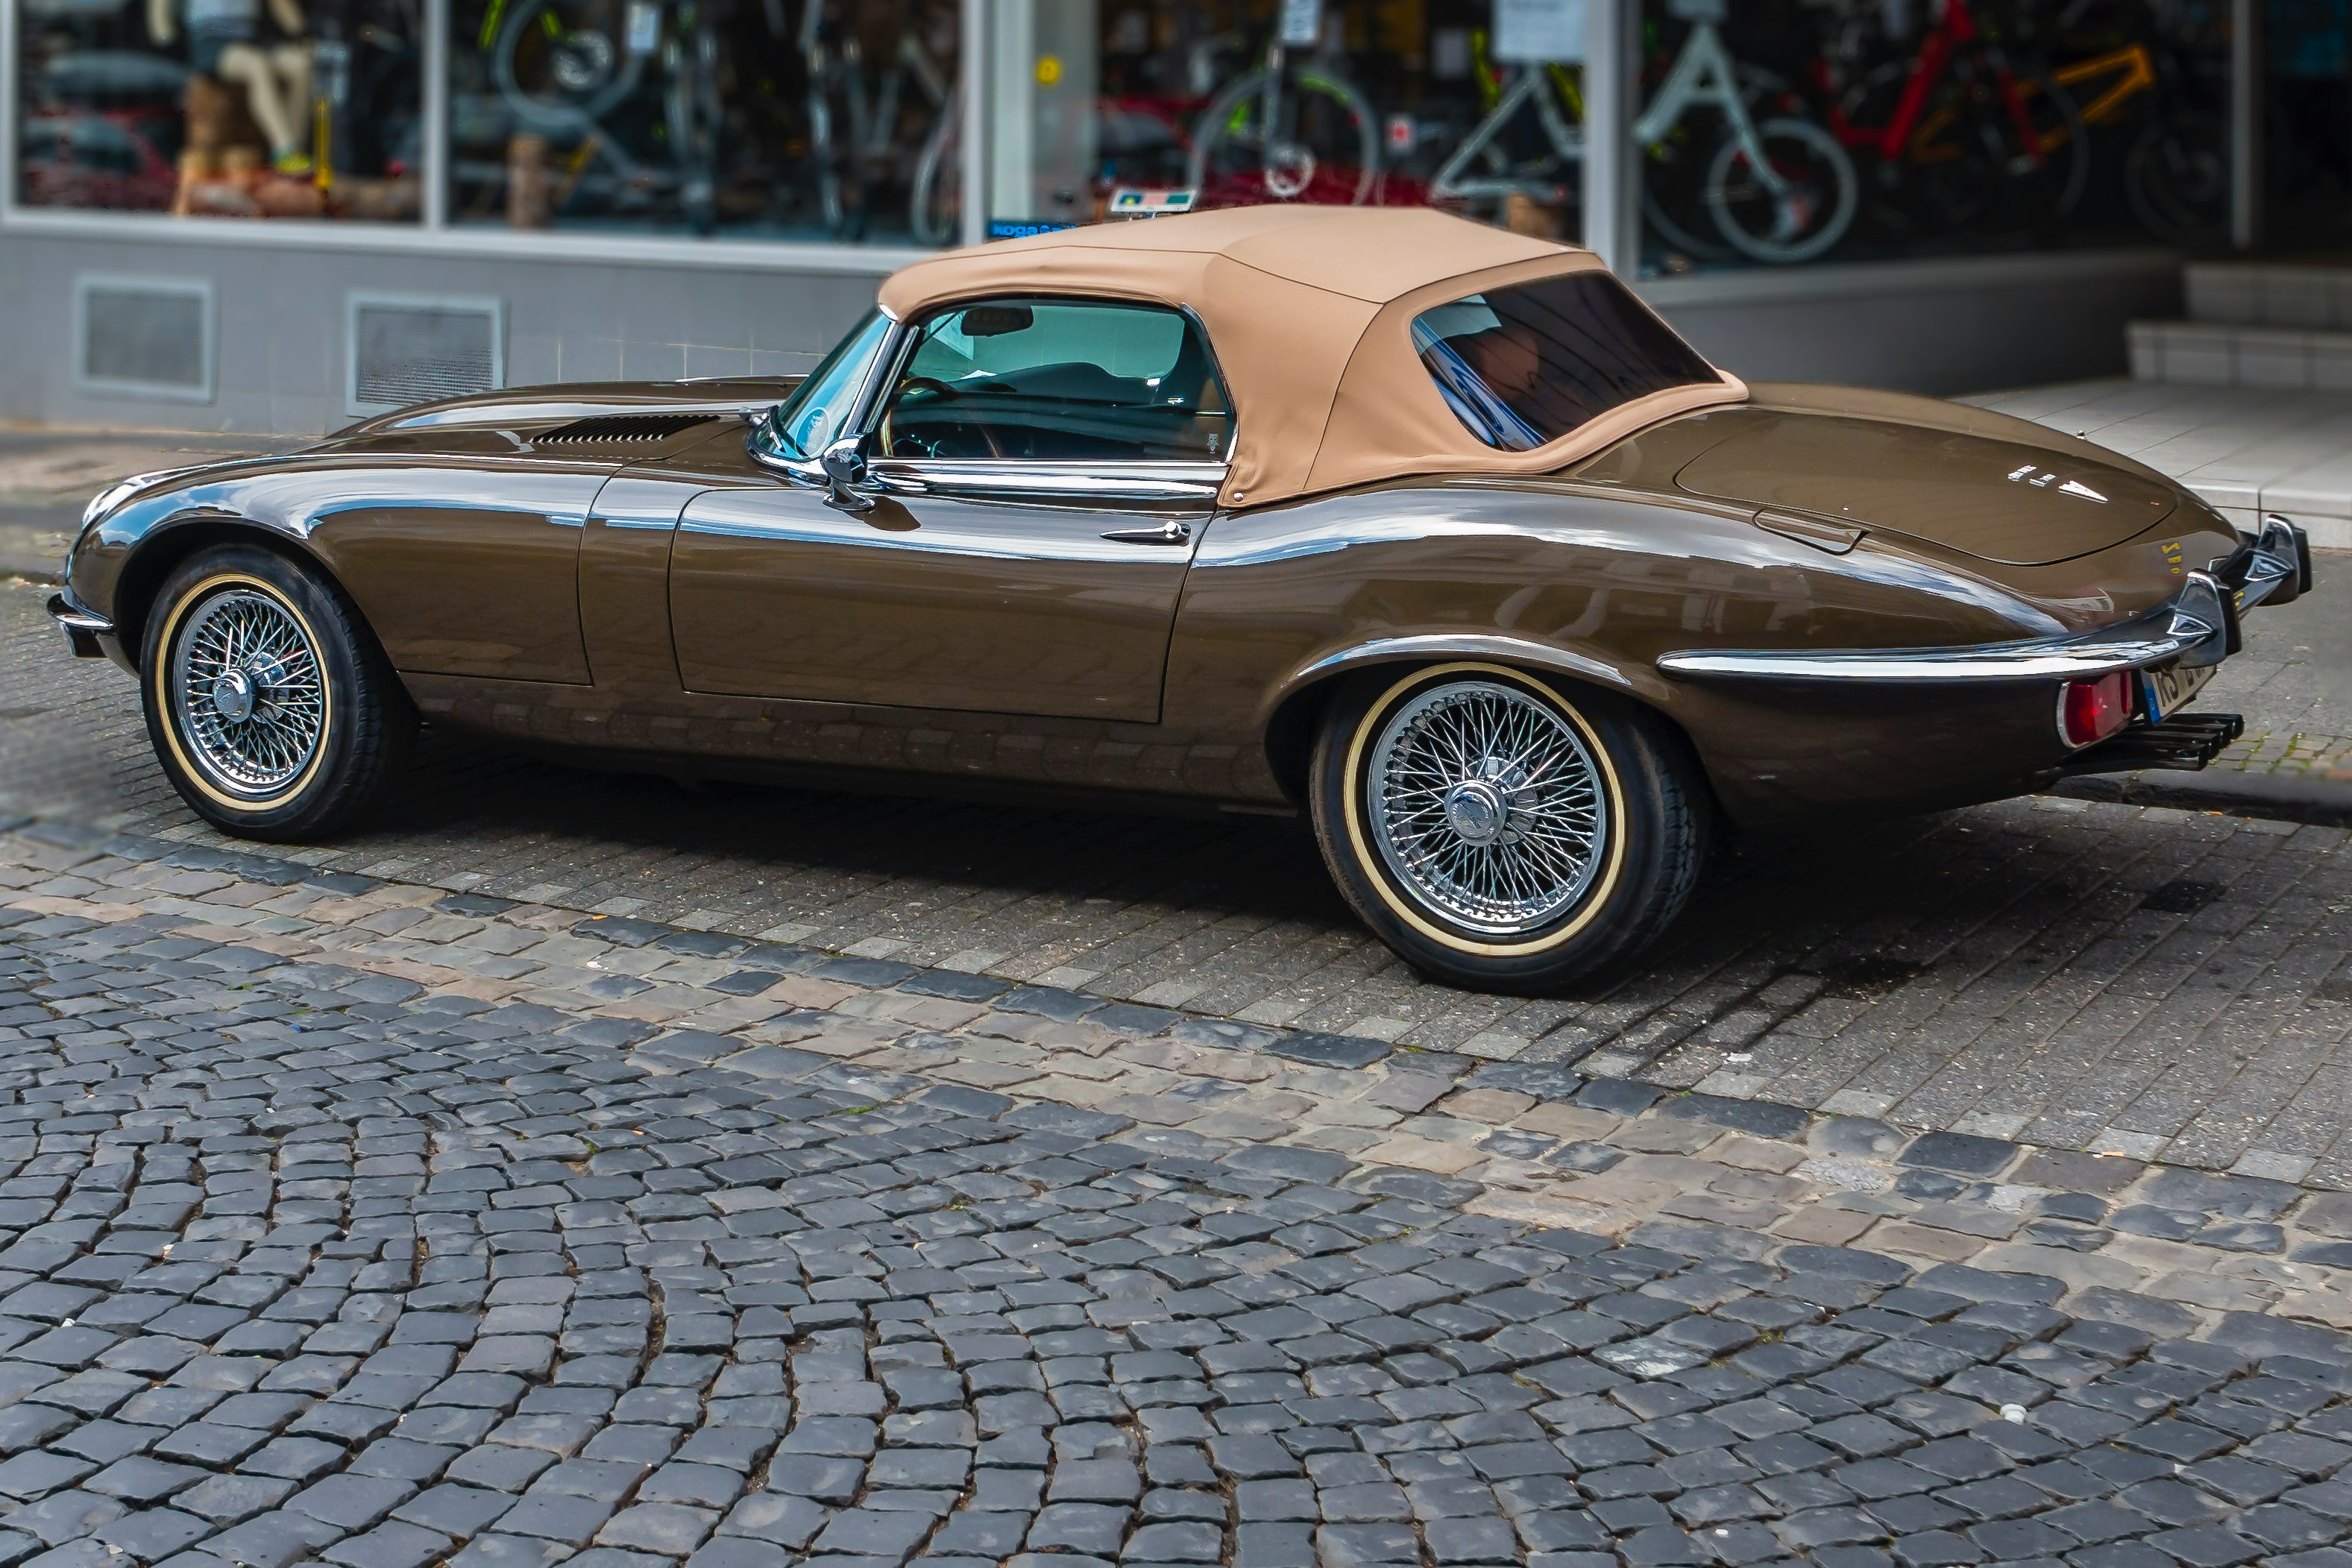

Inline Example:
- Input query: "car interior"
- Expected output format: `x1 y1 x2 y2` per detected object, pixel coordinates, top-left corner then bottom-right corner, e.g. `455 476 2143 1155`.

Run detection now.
875 298 1235 465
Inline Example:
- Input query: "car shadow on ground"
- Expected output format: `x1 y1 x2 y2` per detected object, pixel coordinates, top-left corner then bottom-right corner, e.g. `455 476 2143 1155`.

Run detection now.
362 723 1361 926
348 723 1973 1010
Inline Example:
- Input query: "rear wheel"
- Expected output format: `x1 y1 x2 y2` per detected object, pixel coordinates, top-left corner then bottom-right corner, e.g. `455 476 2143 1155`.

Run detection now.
140 544 414 841
1309 664 1709 993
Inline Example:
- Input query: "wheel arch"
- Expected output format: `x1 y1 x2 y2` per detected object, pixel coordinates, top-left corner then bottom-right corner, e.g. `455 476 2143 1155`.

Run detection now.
1259 635 1707 811
111 517 356 673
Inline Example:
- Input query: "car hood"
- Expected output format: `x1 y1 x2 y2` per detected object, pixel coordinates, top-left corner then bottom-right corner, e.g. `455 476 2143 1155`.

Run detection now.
1668 404 2178 567
312 377 802 459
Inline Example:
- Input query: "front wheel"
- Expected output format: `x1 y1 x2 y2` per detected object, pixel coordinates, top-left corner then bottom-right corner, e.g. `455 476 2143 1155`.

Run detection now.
140 544 415 841
1309 664 1709 994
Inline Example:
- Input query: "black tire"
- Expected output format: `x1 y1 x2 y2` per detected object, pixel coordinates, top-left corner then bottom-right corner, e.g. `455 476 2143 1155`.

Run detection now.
139 543 415 841
1309 664 1708 994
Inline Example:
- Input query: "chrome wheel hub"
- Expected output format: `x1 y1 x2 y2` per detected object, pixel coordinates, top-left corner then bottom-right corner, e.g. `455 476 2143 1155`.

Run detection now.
210 667 256 724
1367 681 1608 936
1442 778 1507 845
169 588 326 799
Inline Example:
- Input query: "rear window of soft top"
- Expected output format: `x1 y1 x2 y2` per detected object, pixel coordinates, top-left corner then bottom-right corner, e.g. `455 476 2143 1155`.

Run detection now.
1413 272 1719 451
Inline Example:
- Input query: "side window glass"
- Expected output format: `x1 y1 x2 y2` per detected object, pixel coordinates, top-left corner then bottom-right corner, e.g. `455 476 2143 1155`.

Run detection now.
875 298 1233 464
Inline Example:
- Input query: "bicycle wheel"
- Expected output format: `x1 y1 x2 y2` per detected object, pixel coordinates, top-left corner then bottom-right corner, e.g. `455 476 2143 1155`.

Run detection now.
908 89 959 245
493 0 649 130
1908 62 2088 236
1705 116 1858 263
1186 63 1380 205
2012 69 2090 224
2125 109 2226 243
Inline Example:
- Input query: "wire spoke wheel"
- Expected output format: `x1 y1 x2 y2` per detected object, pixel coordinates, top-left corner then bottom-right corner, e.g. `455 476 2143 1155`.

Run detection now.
1366 680 1609 936
168 588 327 800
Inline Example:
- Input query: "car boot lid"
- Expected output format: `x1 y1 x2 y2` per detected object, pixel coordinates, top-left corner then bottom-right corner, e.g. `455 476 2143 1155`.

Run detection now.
1670 405 2176 567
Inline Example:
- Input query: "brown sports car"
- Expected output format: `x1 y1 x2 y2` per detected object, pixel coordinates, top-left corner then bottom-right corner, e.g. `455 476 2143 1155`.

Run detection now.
50 207 2312 992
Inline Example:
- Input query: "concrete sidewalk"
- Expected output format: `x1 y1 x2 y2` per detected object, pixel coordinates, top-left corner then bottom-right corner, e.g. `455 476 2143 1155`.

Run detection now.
1971 378 2352 552
4 418 2349 828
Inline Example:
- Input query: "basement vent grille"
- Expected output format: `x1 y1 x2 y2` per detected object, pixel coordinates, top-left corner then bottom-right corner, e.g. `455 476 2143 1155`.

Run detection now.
538 412 725 445
75 276 214 402
347 294 505 415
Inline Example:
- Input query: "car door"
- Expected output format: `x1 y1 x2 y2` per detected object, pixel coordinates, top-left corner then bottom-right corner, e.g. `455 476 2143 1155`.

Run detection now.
669 296 1233 724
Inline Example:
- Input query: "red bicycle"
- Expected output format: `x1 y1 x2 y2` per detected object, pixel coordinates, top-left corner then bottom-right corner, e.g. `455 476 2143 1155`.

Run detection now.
1817 0 2089 236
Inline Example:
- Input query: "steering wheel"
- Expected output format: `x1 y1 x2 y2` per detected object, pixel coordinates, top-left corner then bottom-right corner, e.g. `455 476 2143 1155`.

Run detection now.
881 375 1004 459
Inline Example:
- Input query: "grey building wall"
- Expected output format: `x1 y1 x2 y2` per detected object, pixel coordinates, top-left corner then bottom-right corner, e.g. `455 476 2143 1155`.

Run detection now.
0 231 890 434
1647 248 2184 396
0 227 2183 435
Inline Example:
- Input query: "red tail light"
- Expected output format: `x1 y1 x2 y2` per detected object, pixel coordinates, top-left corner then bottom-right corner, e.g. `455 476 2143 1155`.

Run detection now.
2059 672 2132 748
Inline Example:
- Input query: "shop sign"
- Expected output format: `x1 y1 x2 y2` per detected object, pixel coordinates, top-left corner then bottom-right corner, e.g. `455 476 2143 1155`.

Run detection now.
1108 188 1198 218
988 219 1081 241
1495 0 1589 62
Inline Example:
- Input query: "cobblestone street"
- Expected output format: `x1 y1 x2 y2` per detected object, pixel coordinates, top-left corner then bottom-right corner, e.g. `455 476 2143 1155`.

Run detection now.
0 819 2350 1568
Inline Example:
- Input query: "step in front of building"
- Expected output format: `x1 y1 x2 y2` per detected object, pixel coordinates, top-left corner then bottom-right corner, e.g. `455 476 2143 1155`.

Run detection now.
2186 260 2352 329
2128 318 2352 390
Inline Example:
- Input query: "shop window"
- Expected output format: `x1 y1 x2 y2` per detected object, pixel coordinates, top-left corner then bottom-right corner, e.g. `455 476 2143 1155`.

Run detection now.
444 0 962 240
985 0 1594 238
1635 0 2232 269
14 0 422 218
1004 0 2232 274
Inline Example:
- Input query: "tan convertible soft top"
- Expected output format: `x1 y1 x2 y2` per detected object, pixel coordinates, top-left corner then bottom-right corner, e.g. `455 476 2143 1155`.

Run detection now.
878 205 1747 508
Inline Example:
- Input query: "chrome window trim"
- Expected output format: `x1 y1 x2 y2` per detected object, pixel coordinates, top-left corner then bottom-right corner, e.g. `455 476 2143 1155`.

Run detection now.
746 314 911 482
865 459 1227 503
1658 571 2236 684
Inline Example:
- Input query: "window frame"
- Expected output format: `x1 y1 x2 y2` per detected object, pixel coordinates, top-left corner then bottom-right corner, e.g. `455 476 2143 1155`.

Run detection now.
860 292 1237 504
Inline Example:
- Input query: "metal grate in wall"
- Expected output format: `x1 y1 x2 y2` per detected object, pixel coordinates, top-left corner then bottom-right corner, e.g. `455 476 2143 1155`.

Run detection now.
76 277 214 402
348 295 506 415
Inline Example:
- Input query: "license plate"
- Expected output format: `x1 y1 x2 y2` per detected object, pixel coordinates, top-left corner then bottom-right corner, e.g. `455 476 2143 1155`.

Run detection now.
2142 663 2214 722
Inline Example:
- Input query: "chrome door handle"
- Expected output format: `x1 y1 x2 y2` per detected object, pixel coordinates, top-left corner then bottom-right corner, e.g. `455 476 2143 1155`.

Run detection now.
1100 521 1192 546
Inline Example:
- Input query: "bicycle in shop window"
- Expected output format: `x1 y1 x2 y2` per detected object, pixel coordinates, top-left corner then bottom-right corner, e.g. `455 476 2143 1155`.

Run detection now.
797 0 960 242
1183 0 1382 205
485 0 726 230
1430 0 1859 265
1810 0 2090 239
2034 0 2227 242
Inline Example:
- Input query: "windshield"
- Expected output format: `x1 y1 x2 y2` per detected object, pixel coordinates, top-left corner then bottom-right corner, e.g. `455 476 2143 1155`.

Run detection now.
765 309 893 461
1412 273 1718 452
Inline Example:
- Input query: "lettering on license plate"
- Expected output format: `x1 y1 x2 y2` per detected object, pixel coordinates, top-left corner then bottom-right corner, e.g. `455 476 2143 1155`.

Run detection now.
2142 664 2213 722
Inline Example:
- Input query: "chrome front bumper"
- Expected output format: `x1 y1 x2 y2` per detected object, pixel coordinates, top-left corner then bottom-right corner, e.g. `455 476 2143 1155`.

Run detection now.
47 590 116 661
1658 514 2310 686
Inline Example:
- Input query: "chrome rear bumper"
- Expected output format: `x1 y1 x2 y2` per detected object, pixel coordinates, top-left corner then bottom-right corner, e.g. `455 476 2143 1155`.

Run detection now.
1658 514 2310 686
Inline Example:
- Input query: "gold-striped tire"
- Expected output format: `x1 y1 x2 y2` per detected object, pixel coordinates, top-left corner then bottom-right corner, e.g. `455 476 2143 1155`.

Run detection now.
139 543 414 842
1309 664 1709 994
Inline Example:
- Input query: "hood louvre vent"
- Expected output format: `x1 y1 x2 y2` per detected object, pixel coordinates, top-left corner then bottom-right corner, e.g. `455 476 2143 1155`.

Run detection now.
538 412 724 446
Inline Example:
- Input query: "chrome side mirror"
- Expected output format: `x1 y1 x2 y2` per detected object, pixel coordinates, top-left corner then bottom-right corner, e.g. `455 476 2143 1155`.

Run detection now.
820 436 874 511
